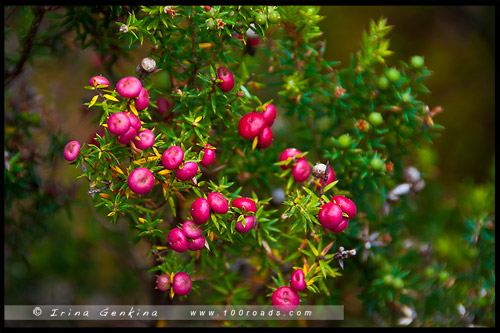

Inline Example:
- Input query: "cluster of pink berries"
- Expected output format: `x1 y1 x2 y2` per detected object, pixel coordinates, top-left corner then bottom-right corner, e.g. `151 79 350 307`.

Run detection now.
278 148 336 188
156 271 192 296
238 104 276 149
271 269 306 311
318 195 357 233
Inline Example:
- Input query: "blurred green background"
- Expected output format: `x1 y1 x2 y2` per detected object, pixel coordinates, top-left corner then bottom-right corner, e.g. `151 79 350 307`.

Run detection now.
4 6 495 327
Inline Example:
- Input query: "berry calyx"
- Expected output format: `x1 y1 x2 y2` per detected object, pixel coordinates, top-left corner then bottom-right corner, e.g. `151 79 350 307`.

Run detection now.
318 202 343 230
108 112 131 135
278 148 305 170
175 161 199 181
207 192 229 214
116 76 142 98
167 228 188 253
190 197 211 225
156 274 171 291
315 165 336 191
63 140 81 161
128 167 155 194
290 269 306 292
271 286 300 312
133 129 155 150
257 126 273 149
261 103 277 127
235 215 255 233
200 144 216 167
134 87 150 111
172 272 192 296
89 75 110 89
162 146 185 170
187 235 206 251
368 112 383 127
292 158 311 182
331 195 357 219
238 112 266 140
182 220 202 239
232 197 257 214
217 66 235 92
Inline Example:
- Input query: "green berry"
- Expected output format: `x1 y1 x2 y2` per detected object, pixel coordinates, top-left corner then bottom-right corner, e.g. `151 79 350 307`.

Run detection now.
205 20 215 30
370 157 384 171
338 134 352 148
368 112 383 127
438 270 450 282
377 76 389 90
383 274 394 285
255 12 267 25
386 68 401 83
410 55 425 68
393 277 404 290
269 11 281 24
425 267 435 278
401 92 412 103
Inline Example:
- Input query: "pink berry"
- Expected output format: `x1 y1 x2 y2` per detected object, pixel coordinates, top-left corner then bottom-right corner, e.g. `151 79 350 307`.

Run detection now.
235 215 255 233
200 144 216 167
290 269 306 292
172 272 192 296
318 202 343 230
261 103 277 127
271 286 300 312
133 129 155 150
175 161 198 181
156 274 171 291
108 112 131 135
156 97 172 117
330 217 349 233
248 37 260 46
232 197 257 214
257 126 273 149
134 87 150 111
128 167 155 194
168 228 188 253
292 159 311 182
127 112 141 131
182 220 202 239
316 166 336 191
238 112 266 140
117 126 137 144
207 192 229 214
190 197 211 225
187 235 206 251
162 146 185 170
89 75 110 88
278 148 305 170
116 76 142 98
331 195 356 219
217 66 235 92
63 140 81 161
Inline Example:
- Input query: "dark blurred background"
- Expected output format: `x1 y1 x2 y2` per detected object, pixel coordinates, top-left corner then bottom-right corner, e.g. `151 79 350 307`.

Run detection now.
4 5 495 327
